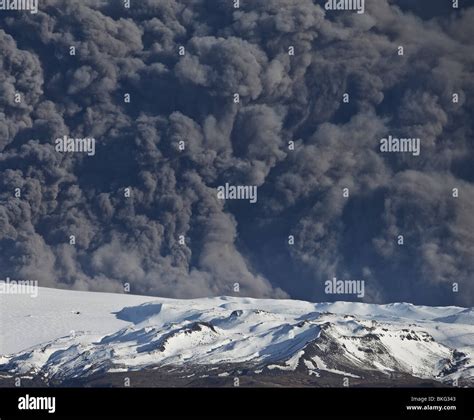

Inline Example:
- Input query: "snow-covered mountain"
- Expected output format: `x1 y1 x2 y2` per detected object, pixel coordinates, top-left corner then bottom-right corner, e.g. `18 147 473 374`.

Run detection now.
1 287 473 387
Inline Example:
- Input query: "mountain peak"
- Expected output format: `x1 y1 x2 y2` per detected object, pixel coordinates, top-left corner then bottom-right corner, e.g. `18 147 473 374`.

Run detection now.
1 287 473 387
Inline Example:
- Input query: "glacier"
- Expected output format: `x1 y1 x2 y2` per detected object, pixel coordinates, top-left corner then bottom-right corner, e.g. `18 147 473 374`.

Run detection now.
1 287 473 386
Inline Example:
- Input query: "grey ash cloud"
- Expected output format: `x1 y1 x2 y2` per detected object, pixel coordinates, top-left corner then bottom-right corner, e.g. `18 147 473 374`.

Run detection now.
0 0 473 305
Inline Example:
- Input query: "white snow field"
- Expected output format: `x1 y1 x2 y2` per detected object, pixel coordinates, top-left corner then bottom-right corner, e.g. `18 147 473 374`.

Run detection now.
1 286 473 384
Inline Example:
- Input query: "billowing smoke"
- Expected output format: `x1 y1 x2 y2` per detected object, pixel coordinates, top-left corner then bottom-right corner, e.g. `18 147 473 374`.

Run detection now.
0 0 473 305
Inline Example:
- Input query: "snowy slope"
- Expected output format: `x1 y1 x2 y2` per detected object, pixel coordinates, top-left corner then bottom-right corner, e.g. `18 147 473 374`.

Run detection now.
0 287 155 355
1 287 473 385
